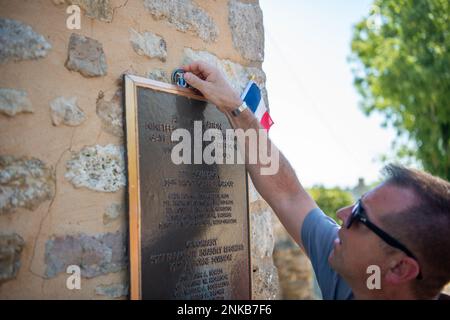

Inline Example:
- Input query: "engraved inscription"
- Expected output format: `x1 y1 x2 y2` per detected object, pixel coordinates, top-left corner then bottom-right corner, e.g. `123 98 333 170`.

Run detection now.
134 86 250 299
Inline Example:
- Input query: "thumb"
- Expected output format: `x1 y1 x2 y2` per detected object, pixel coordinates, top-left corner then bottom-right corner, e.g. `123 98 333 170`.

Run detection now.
184 72 206 91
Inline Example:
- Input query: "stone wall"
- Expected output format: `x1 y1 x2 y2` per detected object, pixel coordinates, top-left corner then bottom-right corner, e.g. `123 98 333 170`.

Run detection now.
272 216 318 300
0 0 279 299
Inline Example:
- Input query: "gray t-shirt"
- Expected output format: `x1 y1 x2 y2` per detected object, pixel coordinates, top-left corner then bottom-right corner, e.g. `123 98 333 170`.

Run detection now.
301 207 353 300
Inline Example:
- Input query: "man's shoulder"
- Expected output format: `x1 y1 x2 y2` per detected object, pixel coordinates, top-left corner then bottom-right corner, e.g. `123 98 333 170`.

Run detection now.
301 207 353 300
438 293 450 300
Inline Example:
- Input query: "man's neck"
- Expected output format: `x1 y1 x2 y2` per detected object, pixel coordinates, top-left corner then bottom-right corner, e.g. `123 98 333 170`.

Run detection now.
352 286 418 300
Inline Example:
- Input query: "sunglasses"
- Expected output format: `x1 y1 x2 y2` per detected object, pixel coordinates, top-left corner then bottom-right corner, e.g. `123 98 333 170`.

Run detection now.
346 199 422 280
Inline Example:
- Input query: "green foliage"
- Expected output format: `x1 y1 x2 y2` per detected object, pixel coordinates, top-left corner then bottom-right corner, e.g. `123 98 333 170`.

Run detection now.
350 0 450 180
308 186 355 224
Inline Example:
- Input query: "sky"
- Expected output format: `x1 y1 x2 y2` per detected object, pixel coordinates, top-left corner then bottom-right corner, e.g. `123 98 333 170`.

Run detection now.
259 0 398 189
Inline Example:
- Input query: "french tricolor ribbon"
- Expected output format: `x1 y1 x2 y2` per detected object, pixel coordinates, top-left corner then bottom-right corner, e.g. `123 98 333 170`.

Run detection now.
241 81 274 131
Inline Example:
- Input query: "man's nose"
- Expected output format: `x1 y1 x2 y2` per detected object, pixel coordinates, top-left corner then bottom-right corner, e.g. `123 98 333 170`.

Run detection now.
336 206 352 225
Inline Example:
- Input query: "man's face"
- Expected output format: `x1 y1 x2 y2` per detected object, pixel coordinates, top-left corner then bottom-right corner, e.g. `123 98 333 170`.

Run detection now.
328 183 416 290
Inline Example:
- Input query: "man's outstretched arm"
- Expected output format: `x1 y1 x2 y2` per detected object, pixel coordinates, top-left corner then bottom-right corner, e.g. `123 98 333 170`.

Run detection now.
183 61 318 247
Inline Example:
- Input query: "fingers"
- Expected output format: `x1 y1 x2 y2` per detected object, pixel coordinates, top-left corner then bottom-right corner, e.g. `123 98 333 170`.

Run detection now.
181 63 207 80
182 61 215 78
180 64 204 80
184 72 208 92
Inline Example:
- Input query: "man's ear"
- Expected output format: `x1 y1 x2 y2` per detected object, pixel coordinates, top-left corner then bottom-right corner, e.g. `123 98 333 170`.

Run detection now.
385 257 420 284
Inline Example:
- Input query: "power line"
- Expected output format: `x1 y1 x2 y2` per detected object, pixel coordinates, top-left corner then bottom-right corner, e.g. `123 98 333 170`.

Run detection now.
264 26 368 180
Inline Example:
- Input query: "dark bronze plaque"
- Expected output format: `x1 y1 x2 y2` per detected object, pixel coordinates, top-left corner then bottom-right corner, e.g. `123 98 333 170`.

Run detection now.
124 75 251 300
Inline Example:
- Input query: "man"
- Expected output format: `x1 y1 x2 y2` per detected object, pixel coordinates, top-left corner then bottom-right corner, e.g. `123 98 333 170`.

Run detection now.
181 61 450 300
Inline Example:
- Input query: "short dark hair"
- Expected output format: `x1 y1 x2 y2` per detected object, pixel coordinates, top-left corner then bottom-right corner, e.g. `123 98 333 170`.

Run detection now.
379 164 450 298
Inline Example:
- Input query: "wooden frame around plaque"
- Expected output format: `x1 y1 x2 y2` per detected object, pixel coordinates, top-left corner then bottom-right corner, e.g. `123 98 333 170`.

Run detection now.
124 74 252 300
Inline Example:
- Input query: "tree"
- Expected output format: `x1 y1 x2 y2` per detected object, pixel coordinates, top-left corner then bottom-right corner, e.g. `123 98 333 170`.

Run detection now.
350 0 450 180
307 186 354 224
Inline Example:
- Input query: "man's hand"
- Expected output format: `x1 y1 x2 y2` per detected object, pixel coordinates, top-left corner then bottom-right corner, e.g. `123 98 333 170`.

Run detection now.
182 61 243 113
182 60 318 249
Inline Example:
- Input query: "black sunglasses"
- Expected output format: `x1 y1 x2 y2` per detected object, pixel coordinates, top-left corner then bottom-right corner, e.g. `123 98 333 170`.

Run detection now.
346 199 422 280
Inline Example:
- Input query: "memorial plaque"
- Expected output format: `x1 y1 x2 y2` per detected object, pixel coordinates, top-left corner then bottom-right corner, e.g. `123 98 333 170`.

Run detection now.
124 75 251 300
